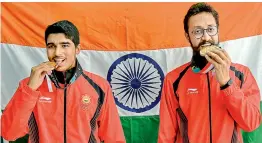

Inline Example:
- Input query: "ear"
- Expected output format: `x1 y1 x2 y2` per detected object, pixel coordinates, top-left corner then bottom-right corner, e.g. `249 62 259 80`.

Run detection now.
76 44 81 55
185 32 190 42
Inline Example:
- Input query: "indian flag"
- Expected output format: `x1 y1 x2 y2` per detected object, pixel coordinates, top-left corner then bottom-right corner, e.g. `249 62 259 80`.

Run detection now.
1 2 261 143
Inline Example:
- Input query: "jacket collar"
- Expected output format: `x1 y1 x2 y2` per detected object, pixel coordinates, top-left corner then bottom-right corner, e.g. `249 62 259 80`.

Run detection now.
48 59 83 88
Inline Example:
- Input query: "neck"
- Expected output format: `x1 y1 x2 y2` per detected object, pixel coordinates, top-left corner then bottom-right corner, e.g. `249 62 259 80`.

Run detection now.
54 61 78 84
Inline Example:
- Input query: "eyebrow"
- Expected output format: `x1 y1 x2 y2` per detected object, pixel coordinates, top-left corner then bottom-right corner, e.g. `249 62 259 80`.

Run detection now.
193 26 203 29
46 42 71 46
60 42 71 45
46 43 54 46
194 25 216 29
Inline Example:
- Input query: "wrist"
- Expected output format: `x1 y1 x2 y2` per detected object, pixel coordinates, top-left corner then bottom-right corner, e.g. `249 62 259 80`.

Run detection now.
219 77 231 87
220 78 233 90
27 82 38 91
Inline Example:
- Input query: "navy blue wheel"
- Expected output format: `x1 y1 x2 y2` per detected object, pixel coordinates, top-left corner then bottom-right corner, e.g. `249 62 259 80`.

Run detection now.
107 53 164 113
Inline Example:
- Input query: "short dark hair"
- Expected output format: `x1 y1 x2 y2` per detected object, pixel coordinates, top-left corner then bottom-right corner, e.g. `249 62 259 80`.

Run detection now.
183 2 219 34
45 20 80 46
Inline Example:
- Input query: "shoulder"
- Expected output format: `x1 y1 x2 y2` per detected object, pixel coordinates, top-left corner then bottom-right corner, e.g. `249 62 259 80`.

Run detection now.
19 77 30 85
82 70 111 91
230 63 252 75
165 62 191 82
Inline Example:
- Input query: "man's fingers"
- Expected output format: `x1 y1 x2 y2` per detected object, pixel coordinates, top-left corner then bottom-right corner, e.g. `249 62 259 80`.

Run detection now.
205 54 218 67
35 65 55 75
211 49 231 64
206 51 224 64
32 61 56 72
222 49 231 62
211 49 227 61
41 65 55 72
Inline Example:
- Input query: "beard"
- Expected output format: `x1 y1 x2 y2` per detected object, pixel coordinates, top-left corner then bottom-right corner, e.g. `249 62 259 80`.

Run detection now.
190 39 219 70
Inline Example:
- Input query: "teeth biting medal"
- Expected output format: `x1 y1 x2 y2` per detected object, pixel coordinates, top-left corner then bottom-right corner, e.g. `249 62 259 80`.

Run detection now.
55 59 63 67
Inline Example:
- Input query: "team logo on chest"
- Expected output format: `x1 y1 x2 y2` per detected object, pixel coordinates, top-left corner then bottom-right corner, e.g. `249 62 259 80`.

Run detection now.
80 94 91 110
82 95 91 104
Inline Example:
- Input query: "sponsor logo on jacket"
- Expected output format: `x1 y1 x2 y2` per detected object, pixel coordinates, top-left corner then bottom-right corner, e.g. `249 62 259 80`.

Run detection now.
187 88 199 94
39 96 52 103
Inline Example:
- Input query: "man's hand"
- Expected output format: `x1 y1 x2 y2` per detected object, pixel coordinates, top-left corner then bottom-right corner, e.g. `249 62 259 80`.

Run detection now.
205 49 231 86
27 62 56 90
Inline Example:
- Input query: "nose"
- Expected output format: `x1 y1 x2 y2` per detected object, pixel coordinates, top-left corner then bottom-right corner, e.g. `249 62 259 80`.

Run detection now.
55 46 62 56
201 30 211 41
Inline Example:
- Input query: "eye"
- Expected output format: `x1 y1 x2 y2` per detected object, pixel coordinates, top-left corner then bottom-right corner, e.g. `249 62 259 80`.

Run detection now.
208 27 215 32
194 29 202 34
62 44 69 48
47 45 55 49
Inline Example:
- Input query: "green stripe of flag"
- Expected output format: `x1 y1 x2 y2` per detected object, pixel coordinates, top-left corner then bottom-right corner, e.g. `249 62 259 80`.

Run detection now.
241 102 262 143
121 115 159 143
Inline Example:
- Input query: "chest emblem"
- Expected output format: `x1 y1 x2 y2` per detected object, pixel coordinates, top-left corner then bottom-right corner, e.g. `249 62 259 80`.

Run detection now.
82 95 91 104
80 94 91 110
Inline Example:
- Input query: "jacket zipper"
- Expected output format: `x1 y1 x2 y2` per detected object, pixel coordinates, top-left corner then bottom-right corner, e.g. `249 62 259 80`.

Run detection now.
64 72 67 143
206 73 212 143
